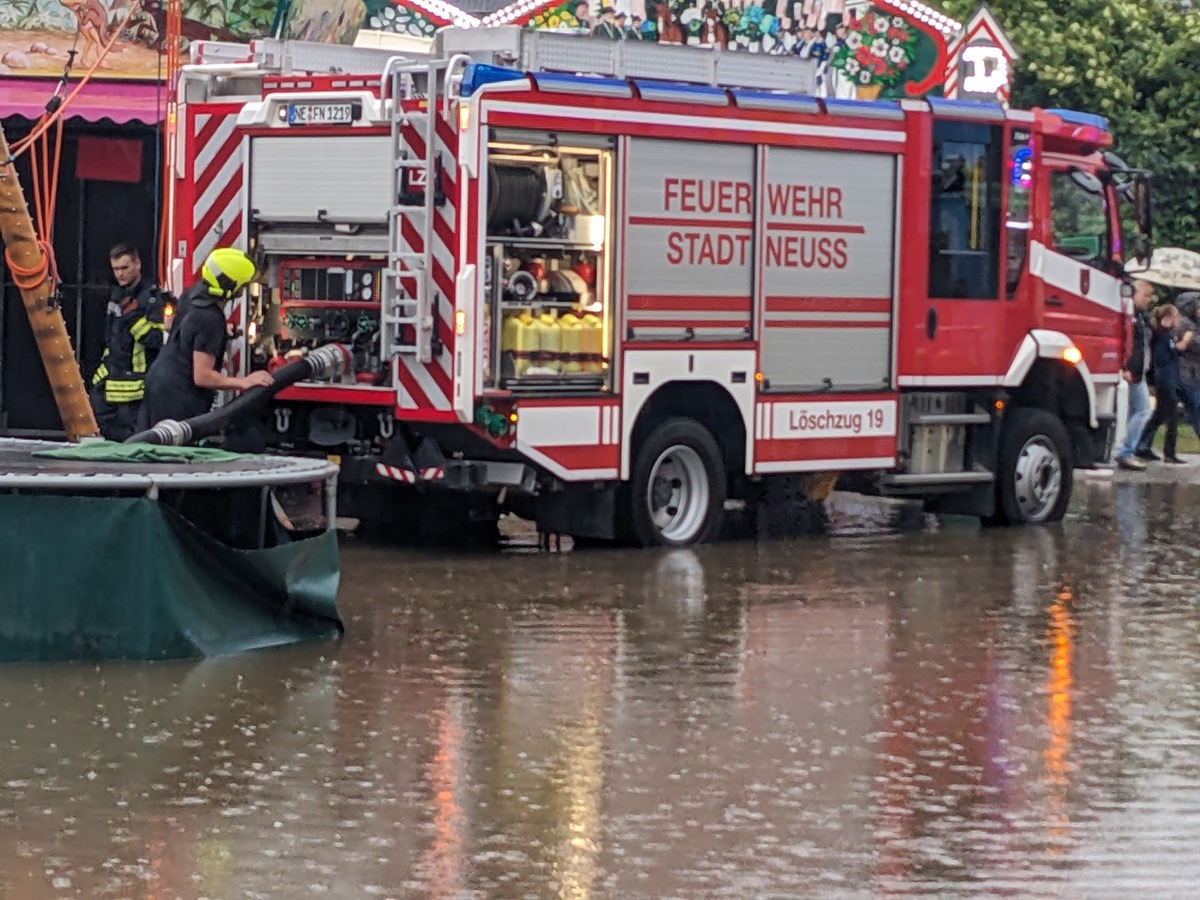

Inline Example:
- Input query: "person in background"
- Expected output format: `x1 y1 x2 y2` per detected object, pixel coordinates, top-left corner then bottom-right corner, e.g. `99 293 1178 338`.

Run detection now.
89 242 164 441
794 25 827 59
1143 303 1193 465
1136 291 1200 461
1114 279 1155 471
140 248 273 428
573 0 593 29
592 5 622 38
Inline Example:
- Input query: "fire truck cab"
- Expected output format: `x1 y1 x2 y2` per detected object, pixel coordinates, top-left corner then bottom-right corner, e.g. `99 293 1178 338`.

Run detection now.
169 29 1150 546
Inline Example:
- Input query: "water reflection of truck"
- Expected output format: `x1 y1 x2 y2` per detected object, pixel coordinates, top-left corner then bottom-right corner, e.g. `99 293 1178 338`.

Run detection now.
169 29 1152 547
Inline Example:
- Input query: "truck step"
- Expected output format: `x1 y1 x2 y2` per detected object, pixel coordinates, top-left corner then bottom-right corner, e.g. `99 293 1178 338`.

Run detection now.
911 413 992 426
882 470 995 487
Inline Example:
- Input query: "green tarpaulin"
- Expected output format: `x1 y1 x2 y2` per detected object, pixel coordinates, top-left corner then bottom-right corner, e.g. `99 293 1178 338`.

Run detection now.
0 494 342 663
33 440 247 464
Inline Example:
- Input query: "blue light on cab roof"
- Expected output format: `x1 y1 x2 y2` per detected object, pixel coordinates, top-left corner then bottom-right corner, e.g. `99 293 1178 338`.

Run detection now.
1044 108 1110 132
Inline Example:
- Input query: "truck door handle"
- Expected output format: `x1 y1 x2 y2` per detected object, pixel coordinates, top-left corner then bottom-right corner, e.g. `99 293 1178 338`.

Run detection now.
1045 296 1065 308
925 307 937 339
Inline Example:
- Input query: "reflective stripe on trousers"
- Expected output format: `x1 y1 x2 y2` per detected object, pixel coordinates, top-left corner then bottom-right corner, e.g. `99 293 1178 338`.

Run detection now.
104 379 145 403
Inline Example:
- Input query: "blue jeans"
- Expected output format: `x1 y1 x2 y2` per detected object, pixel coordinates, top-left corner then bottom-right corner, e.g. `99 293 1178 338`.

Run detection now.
1117 379 1152 458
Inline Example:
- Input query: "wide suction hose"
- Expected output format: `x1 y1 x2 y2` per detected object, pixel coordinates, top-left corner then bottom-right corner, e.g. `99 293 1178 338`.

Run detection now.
124 343 353 446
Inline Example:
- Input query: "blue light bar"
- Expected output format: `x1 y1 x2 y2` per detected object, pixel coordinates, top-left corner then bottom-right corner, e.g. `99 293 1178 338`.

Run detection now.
822 98 905 121
631 80 729 107
926 97 1005 123
1044 108 1110 133
533 72 632 99
460 63 526 98
729 90 822 115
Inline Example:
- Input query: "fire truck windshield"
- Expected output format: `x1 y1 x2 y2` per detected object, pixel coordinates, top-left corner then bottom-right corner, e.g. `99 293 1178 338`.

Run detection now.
1050 170 1108 268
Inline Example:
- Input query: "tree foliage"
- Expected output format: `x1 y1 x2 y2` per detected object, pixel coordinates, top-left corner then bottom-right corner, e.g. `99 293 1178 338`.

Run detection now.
938 0 1200 251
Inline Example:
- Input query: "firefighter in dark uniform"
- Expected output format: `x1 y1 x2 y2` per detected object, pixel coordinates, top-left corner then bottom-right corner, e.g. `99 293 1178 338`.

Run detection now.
90 243 165 441
141 248 273 427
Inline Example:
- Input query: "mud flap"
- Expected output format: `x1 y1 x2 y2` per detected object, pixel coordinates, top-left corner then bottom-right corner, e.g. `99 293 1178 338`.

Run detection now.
412 437 447 472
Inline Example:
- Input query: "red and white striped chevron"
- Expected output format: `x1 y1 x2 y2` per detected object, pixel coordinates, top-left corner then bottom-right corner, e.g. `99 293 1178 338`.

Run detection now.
186 104 245 278
394 108 458 414
374 463 446 483
178 102 247 378
375 463 417 483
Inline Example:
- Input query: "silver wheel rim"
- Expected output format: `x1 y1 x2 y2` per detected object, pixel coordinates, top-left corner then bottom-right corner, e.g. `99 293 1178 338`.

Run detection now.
1013 435 1063 522
646 444 710 544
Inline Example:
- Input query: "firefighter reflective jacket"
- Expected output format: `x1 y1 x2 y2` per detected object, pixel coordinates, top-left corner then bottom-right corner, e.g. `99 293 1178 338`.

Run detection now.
91 279 166 404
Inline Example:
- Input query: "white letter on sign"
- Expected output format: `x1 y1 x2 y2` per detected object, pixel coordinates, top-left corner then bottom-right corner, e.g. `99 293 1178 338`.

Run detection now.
961 46 1010 95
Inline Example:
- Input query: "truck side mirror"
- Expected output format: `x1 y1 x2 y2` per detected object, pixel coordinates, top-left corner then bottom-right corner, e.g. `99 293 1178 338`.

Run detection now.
1134 173 1153 260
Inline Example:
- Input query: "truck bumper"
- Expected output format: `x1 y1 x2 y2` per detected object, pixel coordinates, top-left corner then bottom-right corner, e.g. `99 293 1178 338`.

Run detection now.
341 453 539 493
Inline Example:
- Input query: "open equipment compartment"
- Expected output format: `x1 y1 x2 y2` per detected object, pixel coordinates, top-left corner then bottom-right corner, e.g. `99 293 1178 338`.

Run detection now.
483 129 615 394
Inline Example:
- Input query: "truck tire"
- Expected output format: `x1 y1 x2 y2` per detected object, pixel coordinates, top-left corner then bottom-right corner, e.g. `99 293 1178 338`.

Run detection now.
995 407 1073 525
627 417 726 547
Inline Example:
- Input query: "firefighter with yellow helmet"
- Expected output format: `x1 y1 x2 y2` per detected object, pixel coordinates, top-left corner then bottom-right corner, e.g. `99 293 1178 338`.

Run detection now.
140 248 274 427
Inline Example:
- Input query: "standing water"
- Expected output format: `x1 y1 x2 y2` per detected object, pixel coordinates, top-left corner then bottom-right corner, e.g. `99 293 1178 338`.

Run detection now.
2 475 1200 897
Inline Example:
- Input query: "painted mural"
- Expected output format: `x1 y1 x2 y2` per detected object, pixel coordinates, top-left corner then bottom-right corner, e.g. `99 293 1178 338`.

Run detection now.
0 0 276 79
507 0 955 98
284 0 367 43
518 0 860 51
362 0 459 40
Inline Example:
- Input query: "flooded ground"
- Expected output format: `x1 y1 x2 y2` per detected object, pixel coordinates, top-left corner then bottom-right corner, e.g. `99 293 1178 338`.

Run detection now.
5 470 1200 898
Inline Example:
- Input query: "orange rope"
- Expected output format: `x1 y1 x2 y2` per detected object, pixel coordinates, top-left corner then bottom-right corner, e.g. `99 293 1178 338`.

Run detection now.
3 244 51 292
158 0 184 284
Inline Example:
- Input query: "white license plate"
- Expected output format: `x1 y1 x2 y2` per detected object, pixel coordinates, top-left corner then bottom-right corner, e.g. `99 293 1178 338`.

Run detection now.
288 102 354 126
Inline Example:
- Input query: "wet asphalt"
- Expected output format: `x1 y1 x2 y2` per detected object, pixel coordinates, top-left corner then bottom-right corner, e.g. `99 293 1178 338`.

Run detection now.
3 460 1200 897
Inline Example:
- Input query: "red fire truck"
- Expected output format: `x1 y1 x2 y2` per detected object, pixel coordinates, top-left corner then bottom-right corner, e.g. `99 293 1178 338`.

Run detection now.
167 28 1151 546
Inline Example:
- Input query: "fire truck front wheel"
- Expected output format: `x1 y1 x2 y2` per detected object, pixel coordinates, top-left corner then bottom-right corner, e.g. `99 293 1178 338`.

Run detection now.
995 407 1073 525
627 418 726 547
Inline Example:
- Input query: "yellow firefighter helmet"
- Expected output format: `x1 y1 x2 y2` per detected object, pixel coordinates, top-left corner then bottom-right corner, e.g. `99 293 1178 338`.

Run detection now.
201 248 257 299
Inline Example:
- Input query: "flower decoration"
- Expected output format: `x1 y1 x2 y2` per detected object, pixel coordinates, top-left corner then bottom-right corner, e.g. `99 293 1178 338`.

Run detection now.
528 0 583 30
830 6 919 90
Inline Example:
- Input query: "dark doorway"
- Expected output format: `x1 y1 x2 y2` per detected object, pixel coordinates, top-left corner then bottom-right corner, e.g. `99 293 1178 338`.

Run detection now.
1 117 160 434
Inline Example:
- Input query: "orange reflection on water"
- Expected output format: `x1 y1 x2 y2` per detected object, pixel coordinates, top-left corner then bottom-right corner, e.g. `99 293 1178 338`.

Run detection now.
1043 586 1075 852
424 694 466 900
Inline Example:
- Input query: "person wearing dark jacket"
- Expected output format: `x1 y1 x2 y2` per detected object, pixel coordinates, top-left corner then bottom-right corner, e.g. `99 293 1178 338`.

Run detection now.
1136 292 1200 461
140 248 272 428
1115 279 1155 470
89 243 165 440
1141 303 1193 464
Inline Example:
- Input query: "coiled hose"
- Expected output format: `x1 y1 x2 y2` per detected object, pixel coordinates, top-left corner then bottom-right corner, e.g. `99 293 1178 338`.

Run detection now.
487 163 547 233
124 343 353 446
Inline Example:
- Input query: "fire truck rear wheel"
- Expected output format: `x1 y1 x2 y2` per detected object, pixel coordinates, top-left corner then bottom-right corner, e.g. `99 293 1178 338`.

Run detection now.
995 407 1073 525
628 418 726 547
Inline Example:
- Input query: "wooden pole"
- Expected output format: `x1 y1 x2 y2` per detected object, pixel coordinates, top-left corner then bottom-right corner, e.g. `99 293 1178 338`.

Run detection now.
0 124 99 441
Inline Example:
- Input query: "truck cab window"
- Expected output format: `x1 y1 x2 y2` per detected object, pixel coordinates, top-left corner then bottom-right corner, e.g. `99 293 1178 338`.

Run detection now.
928 121 1002 300
1050 169 1108 270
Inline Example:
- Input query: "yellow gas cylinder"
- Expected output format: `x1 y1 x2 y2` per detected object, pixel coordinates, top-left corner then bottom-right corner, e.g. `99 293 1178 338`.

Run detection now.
534 309 562 374
558 312 584 373
581 313 604 373
502 310 536 377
